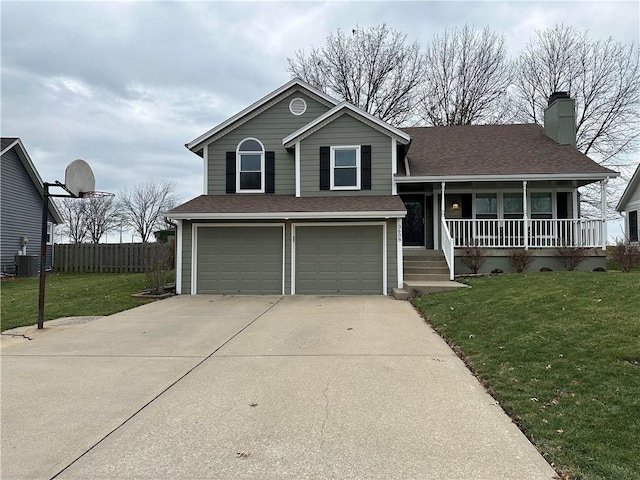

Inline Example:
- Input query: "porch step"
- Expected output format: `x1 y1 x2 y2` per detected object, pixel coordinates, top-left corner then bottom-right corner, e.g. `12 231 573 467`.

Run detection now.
403 249 450 283
403 280 468 296
404 273 451 282
391 287 411 301
404 264 449 274
403 250 447 259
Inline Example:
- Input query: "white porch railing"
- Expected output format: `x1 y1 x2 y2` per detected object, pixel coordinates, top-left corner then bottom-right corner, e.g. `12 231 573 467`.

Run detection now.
441 217 455 280
446 218 604 248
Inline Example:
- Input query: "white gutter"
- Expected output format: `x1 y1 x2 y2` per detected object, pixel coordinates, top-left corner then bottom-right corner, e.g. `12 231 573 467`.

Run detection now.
395 172 619 183
168 210 406 220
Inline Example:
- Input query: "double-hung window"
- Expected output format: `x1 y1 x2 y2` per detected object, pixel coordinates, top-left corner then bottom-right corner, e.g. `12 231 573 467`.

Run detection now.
530 192 553 219
331 146 360 190
475 193 498 219
237 138 264 193
503 193 524 219
629 210 639 242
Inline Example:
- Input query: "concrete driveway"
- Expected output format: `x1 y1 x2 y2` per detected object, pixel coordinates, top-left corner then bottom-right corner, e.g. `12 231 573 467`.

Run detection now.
1 296 557 480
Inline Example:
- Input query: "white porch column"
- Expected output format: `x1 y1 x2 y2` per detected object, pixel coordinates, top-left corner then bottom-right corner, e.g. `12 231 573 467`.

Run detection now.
175 219 183 294
440 181 446 251
523 181 528 250
601 179 608 250
396 218 403 288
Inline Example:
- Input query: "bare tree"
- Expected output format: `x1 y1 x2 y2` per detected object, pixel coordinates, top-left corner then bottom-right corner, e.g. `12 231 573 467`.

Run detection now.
512 24 640 216
118 180 177 243
56 197 88 243
513 24 640 167
84 196 120 243
288 24 425 125
420 25 513 126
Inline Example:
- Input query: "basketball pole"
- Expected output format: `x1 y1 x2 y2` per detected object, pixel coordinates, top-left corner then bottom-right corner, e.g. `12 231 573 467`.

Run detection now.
37 181 77 329
37 183 51 329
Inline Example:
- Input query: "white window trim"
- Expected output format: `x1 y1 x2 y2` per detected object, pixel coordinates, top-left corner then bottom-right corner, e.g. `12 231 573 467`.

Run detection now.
47 222 54 246
236 137 265 193
330 145 361 191
289 97 307 116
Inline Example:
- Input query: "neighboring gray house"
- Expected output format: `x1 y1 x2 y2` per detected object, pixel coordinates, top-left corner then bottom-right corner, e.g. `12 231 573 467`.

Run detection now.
168 80 618 296
1 138 63 274
616 163 640 243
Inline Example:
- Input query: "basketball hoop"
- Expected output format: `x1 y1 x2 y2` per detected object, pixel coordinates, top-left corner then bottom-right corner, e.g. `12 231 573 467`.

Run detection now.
81 191 115 198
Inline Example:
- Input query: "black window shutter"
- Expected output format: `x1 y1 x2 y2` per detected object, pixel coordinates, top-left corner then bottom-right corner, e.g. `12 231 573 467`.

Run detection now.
319 146 330 190
361 145 372 190
225 152 236 194
265 151 275 194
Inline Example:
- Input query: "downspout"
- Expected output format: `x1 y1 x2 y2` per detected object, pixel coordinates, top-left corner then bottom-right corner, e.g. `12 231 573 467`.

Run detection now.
601 178 608 250
523 181 528 250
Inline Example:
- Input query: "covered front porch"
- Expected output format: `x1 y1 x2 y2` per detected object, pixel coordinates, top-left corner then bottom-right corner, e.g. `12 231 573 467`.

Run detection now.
398 179 610 279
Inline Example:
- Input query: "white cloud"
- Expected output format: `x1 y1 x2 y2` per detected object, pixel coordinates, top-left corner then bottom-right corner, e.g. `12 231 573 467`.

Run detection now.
1 0 638 225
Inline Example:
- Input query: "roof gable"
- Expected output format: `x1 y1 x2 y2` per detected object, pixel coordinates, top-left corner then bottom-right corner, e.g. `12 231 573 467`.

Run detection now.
186 78 339 154
400 124 618 182
283 102 411 148
617 163 640 212
1 138 63 224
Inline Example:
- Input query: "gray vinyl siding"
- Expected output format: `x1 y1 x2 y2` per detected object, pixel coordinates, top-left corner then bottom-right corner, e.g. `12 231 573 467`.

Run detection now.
180 220 193 294
1 147 56 273
627 184 640 210
206 90 331 195
299 113 393 196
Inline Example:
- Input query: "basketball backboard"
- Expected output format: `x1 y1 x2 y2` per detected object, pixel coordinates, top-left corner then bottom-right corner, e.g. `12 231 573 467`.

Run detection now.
64 159 95 197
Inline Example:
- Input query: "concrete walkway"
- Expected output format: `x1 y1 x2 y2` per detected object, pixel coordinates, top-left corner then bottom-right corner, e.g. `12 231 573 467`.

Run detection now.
1 296 557 480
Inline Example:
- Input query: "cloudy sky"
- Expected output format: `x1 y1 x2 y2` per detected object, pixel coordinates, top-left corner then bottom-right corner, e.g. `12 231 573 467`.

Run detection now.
2 0 639 233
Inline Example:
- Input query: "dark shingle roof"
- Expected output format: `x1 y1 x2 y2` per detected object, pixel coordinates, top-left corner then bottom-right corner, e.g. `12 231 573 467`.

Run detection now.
169 195 406 217
1 137 19 151
401 124 617 177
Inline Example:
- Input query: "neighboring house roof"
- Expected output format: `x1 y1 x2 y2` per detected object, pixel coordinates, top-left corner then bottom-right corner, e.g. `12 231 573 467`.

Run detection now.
186 78 340 154
399 124 618 182
167 195 406 219
283 102 411 148
616 163 640 212
0 137 63 224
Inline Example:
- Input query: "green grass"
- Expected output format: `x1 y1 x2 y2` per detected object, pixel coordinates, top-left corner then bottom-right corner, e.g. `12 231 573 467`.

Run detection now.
1 273 157 331
412 272 640 480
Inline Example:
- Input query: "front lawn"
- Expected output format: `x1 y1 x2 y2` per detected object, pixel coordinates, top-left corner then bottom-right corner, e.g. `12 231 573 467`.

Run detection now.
1 273 156 331
412 272 640 480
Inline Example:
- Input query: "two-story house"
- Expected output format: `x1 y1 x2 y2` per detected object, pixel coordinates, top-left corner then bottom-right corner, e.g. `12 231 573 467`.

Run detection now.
168 79 617 296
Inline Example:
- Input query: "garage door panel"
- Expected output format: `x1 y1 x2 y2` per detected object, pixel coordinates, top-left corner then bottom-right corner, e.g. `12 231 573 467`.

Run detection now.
196 226 283 294
295 225 383 295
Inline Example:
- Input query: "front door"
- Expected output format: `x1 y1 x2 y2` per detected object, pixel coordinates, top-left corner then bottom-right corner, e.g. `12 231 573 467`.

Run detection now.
402 195 425 246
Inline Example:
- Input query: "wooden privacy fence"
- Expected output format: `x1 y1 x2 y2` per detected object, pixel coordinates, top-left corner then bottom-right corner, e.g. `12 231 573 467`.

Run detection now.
54 243 166 273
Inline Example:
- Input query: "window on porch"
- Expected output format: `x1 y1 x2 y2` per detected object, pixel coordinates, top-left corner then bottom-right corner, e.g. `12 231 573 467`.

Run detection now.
443 190 602 249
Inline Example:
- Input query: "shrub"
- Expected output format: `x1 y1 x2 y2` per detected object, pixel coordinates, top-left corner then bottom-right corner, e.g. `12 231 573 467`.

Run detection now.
460 245 487 274
144 243 172 295
509 249 534 273
556 245 587 271
610 237 640 272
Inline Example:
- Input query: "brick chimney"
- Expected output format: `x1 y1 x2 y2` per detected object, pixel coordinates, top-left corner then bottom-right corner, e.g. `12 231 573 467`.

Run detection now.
544 91 576 147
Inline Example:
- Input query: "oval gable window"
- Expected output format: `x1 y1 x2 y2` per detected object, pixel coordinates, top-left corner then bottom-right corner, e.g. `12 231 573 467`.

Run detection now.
289 97 307 116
